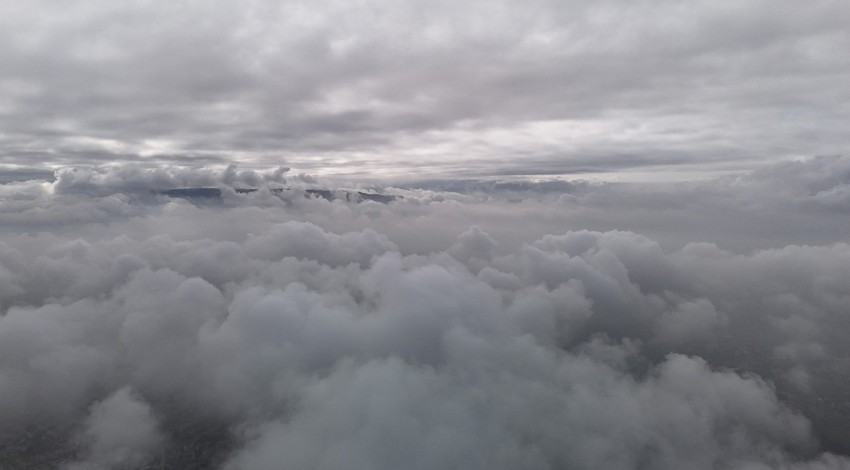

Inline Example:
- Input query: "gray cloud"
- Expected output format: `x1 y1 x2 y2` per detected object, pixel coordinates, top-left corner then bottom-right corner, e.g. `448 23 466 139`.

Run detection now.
4 0 848 465
1 1 848 177
2 158 850 468
64 387 164 470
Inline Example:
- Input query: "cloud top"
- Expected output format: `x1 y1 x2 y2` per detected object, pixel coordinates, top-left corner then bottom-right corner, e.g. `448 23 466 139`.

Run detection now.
2 161 850 467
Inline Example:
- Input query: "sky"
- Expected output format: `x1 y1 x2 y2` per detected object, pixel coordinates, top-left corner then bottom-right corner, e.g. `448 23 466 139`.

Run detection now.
2 1 850 469
1 0 849 180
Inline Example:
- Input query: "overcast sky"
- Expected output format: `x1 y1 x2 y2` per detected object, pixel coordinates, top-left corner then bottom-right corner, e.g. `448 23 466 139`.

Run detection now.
2 0 848 179
4 3 850 468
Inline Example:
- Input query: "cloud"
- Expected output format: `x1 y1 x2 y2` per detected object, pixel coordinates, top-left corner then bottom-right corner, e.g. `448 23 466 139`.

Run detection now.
222 354 817 470
52 164 291 196
2 161 850 467
0 1 848 176
64 387 163 470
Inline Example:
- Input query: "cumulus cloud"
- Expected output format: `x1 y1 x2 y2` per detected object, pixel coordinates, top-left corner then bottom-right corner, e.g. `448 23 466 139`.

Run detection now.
65 387 163 470
1 159 850 468
52 164 291 196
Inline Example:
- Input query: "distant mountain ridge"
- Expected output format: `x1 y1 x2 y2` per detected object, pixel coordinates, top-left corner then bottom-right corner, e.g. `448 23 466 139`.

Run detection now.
162 187 397 203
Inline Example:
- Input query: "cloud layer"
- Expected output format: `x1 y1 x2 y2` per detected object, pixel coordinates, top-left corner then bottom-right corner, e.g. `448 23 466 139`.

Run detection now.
1 158 850 468
1 0 849 177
